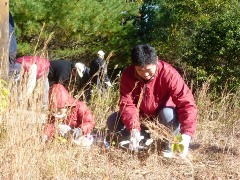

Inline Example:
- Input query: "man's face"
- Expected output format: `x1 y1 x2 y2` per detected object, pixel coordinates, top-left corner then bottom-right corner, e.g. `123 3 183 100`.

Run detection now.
135 64 157 81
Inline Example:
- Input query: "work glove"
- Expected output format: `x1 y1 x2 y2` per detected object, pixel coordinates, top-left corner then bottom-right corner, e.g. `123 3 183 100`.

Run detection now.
72 134 94 147
179 134 191 159
72 128 82 140
58 124 71 138
129 129 144 152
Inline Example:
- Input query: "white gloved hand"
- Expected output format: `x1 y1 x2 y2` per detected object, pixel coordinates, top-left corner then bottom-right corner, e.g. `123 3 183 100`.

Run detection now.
179 134 191 159
72 134 93 147
58 124 71 138
129 129 144 152
105 81 113 87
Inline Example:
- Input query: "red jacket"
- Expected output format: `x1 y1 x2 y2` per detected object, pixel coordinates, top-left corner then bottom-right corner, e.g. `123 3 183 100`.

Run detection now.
44 84 95 139
119 60 197 138
16 56 50 79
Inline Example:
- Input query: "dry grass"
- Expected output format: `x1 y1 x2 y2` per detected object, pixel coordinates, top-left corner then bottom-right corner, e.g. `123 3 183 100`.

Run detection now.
0 76 239 180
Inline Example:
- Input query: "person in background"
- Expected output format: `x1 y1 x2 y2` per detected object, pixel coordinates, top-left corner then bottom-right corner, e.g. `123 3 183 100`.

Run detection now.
48 59 90 94
107 44 197 158
48 60 89 86
14 56 50 106
43 83 95 146
89 50 112 89
9 12 18 76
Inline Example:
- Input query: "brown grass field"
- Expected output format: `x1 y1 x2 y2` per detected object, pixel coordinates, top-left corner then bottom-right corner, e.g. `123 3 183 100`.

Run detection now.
0 75 239 180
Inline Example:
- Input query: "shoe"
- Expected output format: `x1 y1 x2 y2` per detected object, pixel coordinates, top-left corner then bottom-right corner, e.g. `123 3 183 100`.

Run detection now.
162 149 173 158
161 139 173 158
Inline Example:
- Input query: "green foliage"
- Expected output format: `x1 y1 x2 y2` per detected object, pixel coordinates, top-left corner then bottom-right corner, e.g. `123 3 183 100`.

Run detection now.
10 0 240 91
132 0 161 42
186 1 240 91
0 79 9 114
11 0 140 65
172 134 184 154
134 0 240 91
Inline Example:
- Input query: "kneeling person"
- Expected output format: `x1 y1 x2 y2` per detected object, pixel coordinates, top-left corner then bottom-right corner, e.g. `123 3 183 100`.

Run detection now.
44 84 95 146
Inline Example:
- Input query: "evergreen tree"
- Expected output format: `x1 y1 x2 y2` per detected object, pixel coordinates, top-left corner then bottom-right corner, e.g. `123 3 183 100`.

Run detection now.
133 0 240 91
11 0 140 65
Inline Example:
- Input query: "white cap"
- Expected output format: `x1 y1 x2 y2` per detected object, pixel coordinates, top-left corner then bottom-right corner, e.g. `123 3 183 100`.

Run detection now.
75 62 85 78
97 50 105 57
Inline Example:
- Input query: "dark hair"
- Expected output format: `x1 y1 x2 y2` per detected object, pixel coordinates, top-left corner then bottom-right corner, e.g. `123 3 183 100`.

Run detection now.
131 44 158 66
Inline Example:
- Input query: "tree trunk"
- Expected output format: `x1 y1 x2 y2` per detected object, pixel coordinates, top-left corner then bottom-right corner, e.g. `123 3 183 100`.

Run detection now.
0 0 9 80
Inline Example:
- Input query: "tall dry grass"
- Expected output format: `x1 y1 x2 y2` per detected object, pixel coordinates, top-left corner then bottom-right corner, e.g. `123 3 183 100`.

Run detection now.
0 72 240 179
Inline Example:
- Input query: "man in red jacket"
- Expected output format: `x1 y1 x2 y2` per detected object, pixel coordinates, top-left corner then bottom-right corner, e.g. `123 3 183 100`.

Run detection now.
44 84 95 146
107 44 197 158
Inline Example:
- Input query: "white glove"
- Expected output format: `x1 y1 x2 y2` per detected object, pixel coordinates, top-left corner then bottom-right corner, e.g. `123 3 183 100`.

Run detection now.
105 81 113 87
129 129 144 152
179 134 191 158
58 124 71 138
72 134 93 147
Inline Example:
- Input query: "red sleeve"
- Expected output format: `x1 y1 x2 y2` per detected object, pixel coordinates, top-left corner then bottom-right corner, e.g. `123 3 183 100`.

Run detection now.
119 69 141 132
78 102 95 135
166 67 197 138
66 102 95 135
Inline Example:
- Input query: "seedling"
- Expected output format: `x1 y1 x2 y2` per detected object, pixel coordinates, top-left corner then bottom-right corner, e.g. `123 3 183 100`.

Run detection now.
172 134 184 154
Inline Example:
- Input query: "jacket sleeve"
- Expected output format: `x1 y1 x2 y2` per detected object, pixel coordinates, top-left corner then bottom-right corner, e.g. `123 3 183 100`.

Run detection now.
166 67 197 138
119 71 141 132
67 102 95 135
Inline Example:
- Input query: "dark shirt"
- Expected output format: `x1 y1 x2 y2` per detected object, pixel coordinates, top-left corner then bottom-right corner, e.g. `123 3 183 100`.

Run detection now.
48 60 75 86
89 57 110 86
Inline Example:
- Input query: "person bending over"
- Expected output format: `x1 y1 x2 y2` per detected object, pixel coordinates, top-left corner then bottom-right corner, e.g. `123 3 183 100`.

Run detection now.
44 84 95 146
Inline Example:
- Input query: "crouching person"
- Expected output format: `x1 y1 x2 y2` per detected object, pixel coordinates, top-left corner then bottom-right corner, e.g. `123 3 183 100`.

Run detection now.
107 44 197 158
44 84 95 147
